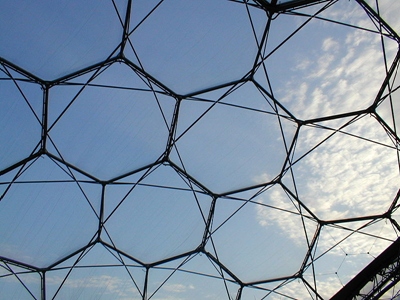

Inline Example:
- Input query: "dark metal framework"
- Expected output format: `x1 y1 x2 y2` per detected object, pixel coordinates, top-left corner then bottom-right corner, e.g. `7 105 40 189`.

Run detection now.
331 237 400 300
0 0 399 299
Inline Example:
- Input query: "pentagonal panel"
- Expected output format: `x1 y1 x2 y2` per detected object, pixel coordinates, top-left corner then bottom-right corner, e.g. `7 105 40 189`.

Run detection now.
206 185 315 282
147 255 239 300
48 63 175 180
103 164 211 263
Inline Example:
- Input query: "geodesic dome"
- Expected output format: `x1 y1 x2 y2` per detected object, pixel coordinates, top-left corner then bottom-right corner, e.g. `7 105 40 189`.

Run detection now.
1 0 400 299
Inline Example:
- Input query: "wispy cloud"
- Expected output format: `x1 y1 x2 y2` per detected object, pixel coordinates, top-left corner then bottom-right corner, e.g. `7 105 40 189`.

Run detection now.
257 13 397 234
254 3 400 297
162 283 195 293
47 274 140 298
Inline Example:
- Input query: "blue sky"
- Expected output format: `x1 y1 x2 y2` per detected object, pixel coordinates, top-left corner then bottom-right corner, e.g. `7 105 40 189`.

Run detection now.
1 0 400 299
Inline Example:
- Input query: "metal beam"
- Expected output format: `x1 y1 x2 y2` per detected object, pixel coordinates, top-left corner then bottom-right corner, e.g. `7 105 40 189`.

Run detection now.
254 0 331 13
331 237 400 300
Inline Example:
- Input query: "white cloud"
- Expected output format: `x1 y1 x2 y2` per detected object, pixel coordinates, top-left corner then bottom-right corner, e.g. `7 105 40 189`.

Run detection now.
322 37 339 52
280 18 397 121
296 119 398 220
162 283 195 293
254 187 316 246
255 3 400 297
46 274 140 298
275 22 398 220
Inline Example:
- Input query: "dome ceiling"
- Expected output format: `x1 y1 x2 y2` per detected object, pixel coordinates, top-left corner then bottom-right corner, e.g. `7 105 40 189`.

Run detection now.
1 0 400 299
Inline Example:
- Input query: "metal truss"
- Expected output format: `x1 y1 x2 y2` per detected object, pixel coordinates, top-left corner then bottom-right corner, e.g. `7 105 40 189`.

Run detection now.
331 238 400 300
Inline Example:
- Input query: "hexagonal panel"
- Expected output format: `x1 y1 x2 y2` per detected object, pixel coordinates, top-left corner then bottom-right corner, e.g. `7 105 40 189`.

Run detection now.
48 62 175 180
0 68 42 172
258 0 398 121
171 82 296 194
0 156 99 268
288 115 399 220
126 0 266 94
0 0 125 80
